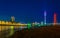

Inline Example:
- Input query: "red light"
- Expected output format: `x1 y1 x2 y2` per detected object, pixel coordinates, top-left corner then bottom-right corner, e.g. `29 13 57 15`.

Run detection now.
54 13 57 26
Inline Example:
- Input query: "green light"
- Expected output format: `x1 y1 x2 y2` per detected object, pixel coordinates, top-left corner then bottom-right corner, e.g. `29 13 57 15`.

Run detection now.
41 21 44 26
9 26 14 36
38 24 41 26
27 23 31 29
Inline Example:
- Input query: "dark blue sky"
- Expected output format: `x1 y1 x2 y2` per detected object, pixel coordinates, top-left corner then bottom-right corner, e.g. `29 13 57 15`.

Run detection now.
0 0 60 23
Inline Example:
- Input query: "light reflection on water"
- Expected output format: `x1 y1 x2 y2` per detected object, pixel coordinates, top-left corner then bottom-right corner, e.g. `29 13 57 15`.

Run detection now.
0 25 27 38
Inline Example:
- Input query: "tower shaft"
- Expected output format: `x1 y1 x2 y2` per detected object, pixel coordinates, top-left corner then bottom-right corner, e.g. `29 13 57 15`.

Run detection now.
44 11 46 25
54 13 57 25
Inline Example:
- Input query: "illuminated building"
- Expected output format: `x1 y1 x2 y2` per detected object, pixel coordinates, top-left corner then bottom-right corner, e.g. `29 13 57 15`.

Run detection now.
0 16 27 32
11 16 15 22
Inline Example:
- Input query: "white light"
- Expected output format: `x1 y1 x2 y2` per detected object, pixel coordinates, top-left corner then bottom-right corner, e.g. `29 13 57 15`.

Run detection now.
44 11 46 16
44 11 47 25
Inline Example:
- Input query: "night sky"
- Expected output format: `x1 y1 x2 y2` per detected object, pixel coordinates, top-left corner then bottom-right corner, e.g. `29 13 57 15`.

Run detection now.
0 0 60 23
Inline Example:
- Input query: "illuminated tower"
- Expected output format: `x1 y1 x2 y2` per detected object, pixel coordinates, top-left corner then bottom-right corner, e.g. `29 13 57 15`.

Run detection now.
11 16 15 22
44 11 47 25
54 13 57 25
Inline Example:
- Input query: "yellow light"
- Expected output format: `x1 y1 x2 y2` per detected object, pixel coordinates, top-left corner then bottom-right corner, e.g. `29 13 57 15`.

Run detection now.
11 16 15 22
8 22 12 25
16 23 21 25
5 21 9 25
0 21 1 24
9 26 14 36
0 21 9 31
12 23 16 25
1 21 5 24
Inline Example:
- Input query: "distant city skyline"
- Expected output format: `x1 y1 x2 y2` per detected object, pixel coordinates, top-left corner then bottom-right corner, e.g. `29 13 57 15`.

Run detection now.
0 0 60 23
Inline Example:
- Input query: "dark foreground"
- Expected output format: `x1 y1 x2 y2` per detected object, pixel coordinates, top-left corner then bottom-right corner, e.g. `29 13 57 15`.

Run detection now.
9 25 60 38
